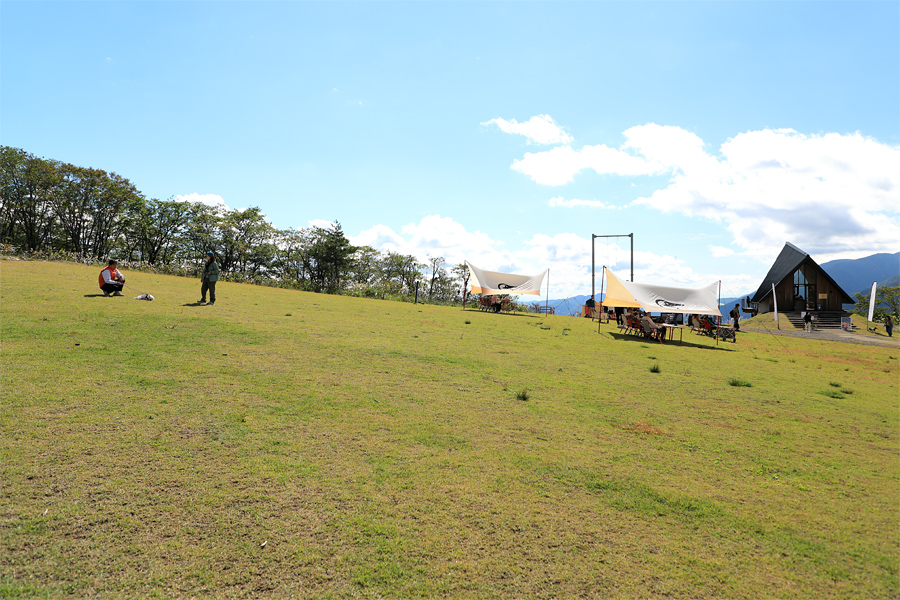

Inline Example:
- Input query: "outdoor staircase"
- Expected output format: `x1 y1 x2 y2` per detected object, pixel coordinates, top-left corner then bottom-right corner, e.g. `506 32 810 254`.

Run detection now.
784 311 848 330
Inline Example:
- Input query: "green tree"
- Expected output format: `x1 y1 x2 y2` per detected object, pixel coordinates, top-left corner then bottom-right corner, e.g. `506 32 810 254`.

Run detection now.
349 245 383 288
426 255 446 299
451 263 471 305
303 222 355 294
271 228 310 288
53 163 108 256
90 171 143 260
381 251 424 297
184 203 223 265
219 207 276 279
853 285 900 321
125 197 193 265
0 146 60 251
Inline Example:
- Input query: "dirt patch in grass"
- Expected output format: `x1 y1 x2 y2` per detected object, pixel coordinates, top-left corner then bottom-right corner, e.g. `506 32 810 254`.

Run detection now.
620 421 667 435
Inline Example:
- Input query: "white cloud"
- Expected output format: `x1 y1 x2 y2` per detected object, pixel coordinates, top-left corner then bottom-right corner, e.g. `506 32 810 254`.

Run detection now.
176 193 230 213
502 120 900 262
352 215 506 267
548 196 619 209
511 144 660 185
482 114 574 145
709 245 735 258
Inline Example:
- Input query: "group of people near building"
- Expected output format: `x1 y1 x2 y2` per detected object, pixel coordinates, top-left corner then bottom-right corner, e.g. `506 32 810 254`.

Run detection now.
96 251 220 304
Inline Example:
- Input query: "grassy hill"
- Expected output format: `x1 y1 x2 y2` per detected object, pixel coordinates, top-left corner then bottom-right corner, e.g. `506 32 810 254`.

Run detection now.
2 260 898 599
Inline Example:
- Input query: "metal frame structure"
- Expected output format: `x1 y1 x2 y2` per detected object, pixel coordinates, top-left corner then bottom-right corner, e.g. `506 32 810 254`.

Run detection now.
591 233 633 302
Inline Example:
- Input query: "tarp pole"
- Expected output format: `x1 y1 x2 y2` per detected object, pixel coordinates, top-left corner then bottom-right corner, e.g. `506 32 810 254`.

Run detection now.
591 235 596 304
716 280 721 345
630 233 634 282
599 266 607 333
546 269 550 314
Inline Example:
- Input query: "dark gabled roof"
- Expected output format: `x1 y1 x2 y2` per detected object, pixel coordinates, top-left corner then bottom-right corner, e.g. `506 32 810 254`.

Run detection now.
750 243 807 303
750 242 854 304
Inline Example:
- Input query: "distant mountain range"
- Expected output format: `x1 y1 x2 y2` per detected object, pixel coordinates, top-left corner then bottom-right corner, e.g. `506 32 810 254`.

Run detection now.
540 252 899 317
819 252 900 295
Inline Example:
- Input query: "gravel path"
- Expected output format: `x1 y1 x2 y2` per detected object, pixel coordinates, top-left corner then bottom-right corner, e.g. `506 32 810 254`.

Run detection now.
740 327 899 349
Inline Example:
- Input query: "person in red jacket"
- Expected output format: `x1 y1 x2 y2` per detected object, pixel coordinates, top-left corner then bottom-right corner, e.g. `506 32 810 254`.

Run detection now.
98 259 125 297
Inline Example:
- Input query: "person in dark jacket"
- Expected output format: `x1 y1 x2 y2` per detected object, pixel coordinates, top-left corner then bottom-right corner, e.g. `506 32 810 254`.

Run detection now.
199 251 220 305
730 304 741 331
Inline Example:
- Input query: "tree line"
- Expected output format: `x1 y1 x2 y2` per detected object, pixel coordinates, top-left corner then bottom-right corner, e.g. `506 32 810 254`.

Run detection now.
852 287 900 323
0 145 474 304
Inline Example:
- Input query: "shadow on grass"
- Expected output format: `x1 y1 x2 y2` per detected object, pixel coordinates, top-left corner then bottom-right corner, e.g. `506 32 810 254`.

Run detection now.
83 294 108 298
462 308 542 319
607 332 736 351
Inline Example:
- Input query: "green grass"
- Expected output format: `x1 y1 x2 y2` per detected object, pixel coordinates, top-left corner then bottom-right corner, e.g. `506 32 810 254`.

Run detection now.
2 259 898 598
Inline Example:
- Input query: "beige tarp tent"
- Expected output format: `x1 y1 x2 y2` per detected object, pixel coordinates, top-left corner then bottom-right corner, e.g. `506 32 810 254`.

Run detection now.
601 268 722 316
466 261 547 296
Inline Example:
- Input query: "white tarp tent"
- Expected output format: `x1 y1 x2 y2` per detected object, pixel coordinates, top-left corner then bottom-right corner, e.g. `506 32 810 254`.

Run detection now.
466 261 547 296
602 267 722 316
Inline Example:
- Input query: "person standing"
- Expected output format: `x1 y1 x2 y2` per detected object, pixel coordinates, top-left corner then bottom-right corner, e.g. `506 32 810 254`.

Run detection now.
730 303 741 331
804 311 813 333
885 315 893 338
200 251 219 305
98 259 125 297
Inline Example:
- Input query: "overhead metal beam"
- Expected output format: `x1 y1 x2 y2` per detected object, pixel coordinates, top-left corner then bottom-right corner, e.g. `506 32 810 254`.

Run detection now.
591 233 633 302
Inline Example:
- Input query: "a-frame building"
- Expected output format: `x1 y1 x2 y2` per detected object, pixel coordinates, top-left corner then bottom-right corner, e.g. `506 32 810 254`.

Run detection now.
750 242 854 314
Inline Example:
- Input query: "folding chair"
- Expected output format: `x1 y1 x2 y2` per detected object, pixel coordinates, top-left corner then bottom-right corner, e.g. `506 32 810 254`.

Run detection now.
641 320 665 343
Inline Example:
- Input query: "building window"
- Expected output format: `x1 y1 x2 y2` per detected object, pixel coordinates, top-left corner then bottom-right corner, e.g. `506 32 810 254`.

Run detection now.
793 264 817 310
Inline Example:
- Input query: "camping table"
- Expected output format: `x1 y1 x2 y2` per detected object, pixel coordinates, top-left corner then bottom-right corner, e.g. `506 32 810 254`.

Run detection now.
662 324 686 342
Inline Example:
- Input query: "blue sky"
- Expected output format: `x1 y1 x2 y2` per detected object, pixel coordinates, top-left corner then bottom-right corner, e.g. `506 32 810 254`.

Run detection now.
3 1 898 298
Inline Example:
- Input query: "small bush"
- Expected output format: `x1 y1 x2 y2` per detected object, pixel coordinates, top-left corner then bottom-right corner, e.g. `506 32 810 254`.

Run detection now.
516 388 530 401
649 363 661 374
829 382 841 388
819 390 846 399
464 320 471 325
728 378 752 387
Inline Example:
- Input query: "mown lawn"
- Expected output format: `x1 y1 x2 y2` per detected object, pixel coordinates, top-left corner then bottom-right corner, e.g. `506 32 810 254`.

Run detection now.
2 259 898 598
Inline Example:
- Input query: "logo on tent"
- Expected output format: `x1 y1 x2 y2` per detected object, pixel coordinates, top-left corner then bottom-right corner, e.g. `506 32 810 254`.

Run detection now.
497 283 514 290
655 299 685 308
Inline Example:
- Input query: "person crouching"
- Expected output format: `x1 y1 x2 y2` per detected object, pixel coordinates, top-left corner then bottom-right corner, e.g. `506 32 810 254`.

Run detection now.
98 259 125 297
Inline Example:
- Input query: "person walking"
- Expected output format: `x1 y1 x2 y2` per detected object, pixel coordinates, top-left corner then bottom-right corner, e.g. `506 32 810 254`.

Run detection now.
199 251 219 305
885 315 893 338
730 303 741 331
98 259 125 297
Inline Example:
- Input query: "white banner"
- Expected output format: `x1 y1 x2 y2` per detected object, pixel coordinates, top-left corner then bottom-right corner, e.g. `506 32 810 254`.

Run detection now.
772 283 778 322
867 281 877 322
